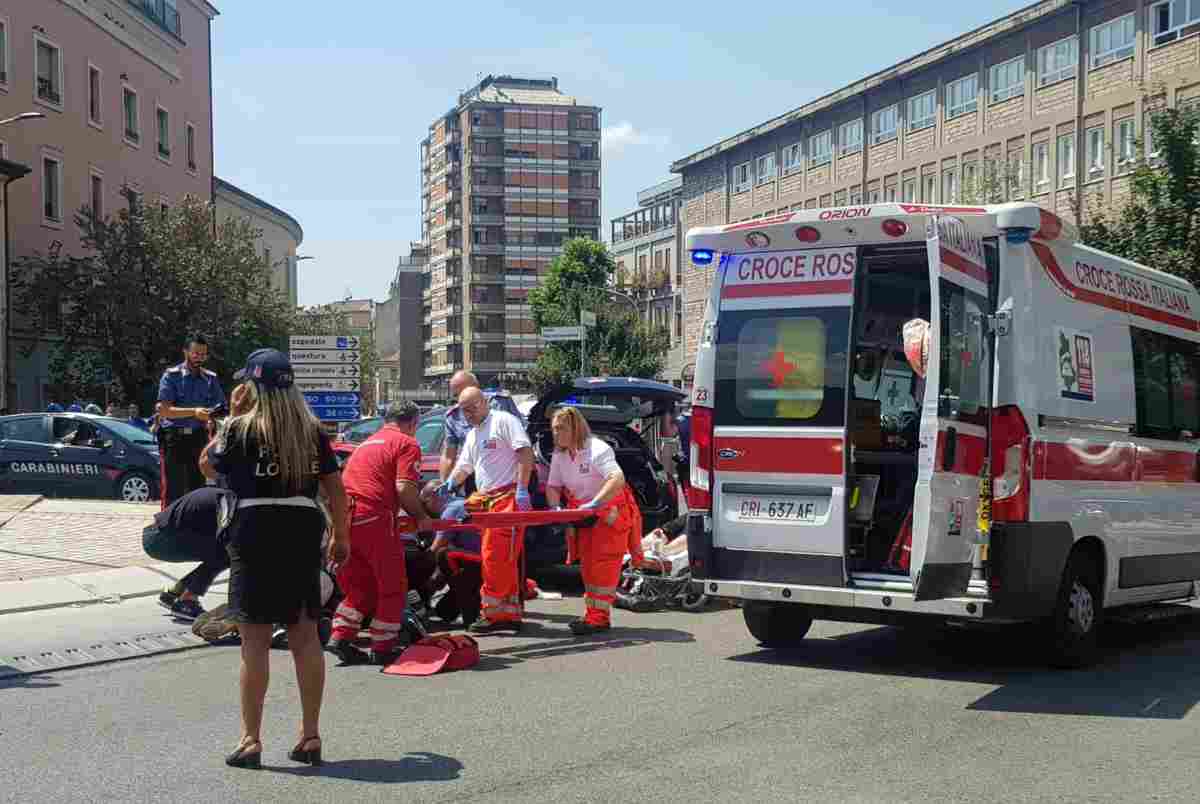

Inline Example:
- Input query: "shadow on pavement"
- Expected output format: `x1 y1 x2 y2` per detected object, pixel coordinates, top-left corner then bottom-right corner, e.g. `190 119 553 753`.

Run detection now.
473 625 696 670
0 667 60 690
727 614 1200 720
272 751 463 782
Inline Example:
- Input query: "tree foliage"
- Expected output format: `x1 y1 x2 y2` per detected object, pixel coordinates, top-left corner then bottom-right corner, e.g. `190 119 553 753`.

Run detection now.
11 193 297 410
1077 105 1200 286
527 238 669 393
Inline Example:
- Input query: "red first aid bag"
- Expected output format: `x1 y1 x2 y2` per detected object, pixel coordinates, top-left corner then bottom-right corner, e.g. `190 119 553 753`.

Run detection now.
887 509 914 572
382 634 481 676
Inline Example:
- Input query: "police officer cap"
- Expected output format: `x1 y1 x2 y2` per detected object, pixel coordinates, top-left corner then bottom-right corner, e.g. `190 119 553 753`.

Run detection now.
384 400 421 424
234 348 294 389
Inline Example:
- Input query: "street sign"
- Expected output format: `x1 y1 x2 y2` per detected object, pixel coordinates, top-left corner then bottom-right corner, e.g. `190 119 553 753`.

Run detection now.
295 378 361 392
541 326 583 342
304 392 362 408
289 335 360 350
580 310 596 327
290 349 361 364
293 364 360 378
309 405 360 421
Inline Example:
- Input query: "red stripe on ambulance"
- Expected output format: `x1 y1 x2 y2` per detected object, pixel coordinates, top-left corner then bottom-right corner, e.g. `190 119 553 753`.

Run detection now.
722 279 853 299
714 437 844 475
1034 441 1137 482
939 247 989 285
722 214 796 233
1135 446 1198 483
934 429 988 476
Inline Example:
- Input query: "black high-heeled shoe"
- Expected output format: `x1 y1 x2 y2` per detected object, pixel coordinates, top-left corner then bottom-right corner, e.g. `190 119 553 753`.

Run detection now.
225 739 262 770
288 735 322 766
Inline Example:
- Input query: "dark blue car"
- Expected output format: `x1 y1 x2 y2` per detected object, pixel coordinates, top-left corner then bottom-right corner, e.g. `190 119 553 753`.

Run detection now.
0 413 161 501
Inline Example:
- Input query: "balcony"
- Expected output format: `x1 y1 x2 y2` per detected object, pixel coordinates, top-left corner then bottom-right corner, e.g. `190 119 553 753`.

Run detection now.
469 302 506 314
470 154 505 167
471 243 504 256
637 176 683 205
470 126 503 138
469 331 506 342
568 187 601 199
470 270 505 283
128 0 182 38
570 128 602 142
470 182 504 197
445 130 460 145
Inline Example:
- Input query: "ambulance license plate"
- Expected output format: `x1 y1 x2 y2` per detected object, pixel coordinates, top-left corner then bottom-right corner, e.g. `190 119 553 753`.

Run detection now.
737 498 823 523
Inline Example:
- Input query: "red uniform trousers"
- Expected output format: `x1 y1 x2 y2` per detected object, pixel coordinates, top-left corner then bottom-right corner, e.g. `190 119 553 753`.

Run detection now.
331 506 408 654
570 486 642 627
467 487 525 624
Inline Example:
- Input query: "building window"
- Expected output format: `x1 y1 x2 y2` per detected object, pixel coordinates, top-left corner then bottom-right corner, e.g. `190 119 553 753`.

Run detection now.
945 74 978 118
186 123 197 171
809 130 832 166
35 36 63 107
123 87 140 144
1116 118 1136 168
922 174 936 203
902 178 916 202
0 18 10 86
733 161 751 193
942 169 958 203
1086 127 1105 175
264 248 272 269
42 155 63 224
839 120 863 155
1057 132 1076 186
961 162 978 197
90 171 103 219
1131 327 1200 436
782 142 803 175
989 56 1025 103
871 105 898 144
88 65 102 126
1008 153 1026 199
908 90 935 131
156 106 170 160
1033 141 1050 188
1091 14 1136 67
675 298 682 339
1038 36 1078 86
1151 0 1200 47
756 152 776 185
885 186 897 202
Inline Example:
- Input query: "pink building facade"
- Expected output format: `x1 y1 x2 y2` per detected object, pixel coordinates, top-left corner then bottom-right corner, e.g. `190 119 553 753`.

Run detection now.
0 0 218 411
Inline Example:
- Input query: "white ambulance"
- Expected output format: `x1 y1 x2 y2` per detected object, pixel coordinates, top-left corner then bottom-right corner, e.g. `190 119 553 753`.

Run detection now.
684 201 1200 667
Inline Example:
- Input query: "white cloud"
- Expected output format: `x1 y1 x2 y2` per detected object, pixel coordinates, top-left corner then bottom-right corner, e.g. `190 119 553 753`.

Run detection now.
601 122 671 156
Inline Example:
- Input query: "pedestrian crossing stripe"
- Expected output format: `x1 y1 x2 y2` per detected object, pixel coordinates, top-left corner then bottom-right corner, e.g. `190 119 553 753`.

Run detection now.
9 462 101 476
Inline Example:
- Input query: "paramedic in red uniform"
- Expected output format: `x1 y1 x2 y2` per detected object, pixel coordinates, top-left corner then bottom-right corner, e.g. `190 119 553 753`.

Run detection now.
438 387 533 634
545 406 644 635
328 401 433 666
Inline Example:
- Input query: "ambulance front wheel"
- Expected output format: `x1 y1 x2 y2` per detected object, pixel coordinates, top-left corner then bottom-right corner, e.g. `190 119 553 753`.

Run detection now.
743 601 813 648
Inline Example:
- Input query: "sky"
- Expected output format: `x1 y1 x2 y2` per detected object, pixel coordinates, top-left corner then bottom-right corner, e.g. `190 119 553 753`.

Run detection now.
211 0 1035 307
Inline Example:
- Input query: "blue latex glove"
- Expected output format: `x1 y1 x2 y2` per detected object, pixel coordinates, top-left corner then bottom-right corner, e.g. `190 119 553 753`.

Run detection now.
515 486 532 511
581 498 602 510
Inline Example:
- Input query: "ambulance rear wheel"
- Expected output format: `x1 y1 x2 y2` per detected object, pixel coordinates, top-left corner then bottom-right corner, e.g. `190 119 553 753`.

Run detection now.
1047 551 1102 669
743 601 813 648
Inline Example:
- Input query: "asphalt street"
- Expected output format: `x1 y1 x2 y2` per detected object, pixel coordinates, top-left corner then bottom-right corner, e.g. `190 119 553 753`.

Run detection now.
2 597 1199 804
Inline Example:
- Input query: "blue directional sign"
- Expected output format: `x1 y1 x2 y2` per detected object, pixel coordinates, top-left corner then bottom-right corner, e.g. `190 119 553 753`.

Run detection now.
304 392 362 408
310 405 361 422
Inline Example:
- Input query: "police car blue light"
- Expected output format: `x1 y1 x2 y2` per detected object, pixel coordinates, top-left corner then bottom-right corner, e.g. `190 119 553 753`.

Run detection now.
691 249 715 266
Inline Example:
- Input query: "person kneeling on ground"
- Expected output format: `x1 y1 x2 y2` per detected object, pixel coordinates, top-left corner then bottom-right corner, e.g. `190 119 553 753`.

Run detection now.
329 401 434 666
421 482 483 627
146 486 232 620
545 406 644 636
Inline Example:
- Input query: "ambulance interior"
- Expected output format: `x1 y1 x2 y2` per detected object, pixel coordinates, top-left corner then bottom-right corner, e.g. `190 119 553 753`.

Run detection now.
847 246 931 575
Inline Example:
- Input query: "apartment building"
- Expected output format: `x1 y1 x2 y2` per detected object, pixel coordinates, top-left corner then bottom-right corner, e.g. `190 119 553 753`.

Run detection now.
375 244 428 396
214 177 304 308
673 0 1200 371
420 75 602 387
610 176 686 384
0 0 219 411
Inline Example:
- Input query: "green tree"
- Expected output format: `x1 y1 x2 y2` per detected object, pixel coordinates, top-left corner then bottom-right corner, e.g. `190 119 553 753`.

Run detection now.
528 238 669 393
1077 104 1200 285
11 193 297 410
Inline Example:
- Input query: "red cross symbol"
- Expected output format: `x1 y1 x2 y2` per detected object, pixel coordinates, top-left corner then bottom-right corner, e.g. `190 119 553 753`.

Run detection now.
761 350 796 388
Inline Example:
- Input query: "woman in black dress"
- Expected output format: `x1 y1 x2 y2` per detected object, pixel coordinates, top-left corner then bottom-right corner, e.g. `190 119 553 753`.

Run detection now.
200 348 350 769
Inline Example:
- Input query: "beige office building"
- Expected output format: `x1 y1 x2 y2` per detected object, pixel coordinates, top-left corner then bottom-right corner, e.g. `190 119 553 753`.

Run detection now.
673 0 1200 369
214 177 304 307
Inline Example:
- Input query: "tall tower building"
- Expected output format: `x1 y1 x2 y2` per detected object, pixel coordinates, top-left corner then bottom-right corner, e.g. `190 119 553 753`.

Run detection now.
420 75 601 388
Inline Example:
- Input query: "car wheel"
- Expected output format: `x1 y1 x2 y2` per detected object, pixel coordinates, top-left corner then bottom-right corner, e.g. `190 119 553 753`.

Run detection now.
1047 551 1103 669
117 472 154 502
743 601 813 648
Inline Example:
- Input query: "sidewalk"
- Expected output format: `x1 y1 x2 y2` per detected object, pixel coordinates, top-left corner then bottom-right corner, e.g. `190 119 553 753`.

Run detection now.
0 495 223 616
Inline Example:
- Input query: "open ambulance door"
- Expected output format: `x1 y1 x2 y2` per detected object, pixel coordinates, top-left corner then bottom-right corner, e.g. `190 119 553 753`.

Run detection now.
910 216 996 602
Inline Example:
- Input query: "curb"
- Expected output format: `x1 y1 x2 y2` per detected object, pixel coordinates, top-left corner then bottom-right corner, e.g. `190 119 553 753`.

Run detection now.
0 564 229 617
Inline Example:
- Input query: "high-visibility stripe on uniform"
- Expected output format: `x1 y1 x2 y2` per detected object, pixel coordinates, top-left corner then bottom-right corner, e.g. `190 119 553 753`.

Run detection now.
585 598 613 612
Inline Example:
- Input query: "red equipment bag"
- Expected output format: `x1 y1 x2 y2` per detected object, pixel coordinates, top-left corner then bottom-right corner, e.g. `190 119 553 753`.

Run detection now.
382 634 481 677
887 508 914 572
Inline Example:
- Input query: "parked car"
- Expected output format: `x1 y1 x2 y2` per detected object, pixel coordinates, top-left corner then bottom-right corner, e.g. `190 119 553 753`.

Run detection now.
0 413 161 501
332 408 447 479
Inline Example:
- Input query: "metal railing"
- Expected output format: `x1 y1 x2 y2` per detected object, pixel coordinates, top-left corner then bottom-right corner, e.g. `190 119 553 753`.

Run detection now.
636 177 683 205
128 0 181 37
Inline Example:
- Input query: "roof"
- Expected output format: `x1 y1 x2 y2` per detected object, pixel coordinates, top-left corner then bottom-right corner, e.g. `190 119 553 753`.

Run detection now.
671 0 1070 173
473 84 577 106
329 299 374 313
213 177 303 243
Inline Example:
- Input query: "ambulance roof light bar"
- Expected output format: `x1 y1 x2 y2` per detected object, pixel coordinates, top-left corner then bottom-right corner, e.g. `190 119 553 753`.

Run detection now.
691 249 715 266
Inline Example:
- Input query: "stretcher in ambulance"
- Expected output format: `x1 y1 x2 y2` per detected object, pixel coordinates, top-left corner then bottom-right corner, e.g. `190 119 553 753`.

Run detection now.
684 202 1200 667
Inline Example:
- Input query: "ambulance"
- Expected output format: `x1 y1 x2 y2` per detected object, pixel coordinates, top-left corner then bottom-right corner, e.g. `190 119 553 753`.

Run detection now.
684 201 1200 667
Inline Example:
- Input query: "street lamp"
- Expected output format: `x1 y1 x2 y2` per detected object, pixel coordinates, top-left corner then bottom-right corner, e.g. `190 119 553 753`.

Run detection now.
0 112 45 127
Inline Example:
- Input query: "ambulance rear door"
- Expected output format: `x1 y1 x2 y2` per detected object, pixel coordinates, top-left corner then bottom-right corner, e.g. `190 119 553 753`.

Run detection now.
910 216 997 601
709 246 857 588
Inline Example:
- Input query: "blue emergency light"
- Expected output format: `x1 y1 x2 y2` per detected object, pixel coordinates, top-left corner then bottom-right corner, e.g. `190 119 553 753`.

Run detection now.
1005 227 1034 244
691 249 715 266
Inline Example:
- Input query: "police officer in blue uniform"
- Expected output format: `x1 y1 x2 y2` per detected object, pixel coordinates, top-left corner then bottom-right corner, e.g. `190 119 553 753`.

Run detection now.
155 334 225 508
